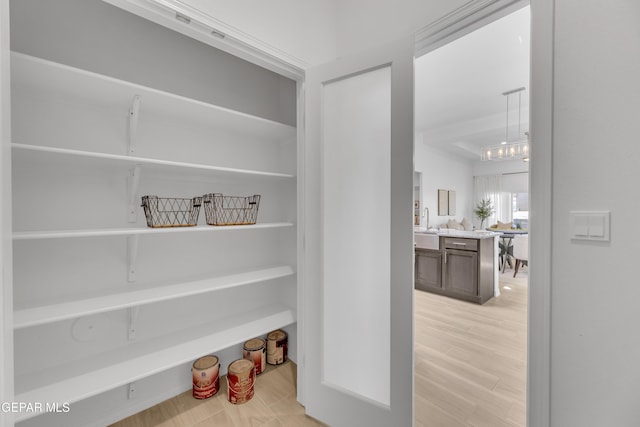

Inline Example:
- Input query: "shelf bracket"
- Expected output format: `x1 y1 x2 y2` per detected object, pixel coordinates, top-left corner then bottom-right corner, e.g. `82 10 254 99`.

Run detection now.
127 234 139 283
128 306 140 341
127 382 137 400
127 234 140 340
127 165 142 223
128 95 141 155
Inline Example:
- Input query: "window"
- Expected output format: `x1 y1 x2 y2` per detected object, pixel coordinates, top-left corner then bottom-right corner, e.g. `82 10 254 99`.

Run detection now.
512 192 529 229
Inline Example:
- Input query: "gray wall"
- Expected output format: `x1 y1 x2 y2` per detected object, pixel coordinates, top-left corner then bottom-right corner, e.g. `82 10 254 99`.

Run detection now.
10 0 296 127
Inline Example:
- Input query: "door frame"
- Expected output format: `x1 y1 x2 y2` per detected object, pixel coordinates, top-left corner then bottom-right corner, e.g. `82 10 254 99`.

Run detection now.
0 0 14 425
414 1 553 426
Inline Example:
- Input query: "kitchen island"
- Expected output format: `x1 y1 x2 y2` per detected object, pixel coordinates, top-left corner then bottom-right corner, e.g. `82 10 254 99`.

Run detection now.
414 229 499 304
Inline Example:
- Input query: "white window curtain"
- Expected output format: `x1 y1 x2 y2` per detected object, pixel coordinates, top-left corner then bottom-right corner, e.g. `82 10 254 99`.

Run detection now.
473 174 512 228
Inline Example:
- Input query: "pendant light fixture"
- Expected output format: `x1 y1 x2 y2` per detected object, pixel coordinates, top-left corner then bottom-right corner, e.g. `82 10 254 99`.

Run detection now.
481 87 530 161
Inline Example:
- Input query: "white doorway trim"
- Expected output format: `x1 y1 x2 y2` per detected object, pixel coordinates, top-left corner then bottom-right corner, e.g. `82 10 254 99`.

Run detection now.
415 0 529 56
413 1 553 426
527 2 553 426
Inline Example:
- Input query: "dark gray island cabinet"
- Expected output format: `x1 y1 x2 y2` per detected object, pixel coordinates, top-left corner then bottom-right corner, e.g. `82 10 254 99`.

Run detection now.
415 234 496 304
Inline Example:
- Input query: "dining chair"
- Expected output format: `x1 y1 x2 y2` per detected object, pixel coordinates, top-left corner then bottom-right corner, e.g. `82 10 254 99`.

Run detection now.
512 234 529 277
498 235 514 273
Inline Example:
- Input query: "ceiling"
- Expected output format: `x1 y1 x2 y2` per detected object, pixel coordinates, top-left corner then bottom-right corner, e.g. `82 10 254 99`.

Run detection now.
415 6 531 161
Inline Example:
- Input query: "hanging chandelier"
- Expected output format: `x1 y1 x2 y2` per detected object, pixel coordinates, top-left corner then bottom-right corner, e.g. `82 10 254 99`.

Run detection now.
481 87 530 161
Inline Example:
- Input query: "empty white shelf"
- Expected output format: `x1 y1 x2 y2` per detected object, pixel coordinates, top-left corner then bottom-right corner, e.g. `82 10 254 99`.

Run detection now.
13 222 294 241
14 265 295 329
12 143 295 179
11 52 296 144
14 304 296 422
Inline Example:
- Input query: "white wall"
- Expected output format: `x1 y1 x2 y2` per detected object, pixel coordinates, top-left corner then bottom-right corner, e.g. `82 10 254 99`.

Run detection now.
550 1 640 425
415 134 474 228
335 0 468 59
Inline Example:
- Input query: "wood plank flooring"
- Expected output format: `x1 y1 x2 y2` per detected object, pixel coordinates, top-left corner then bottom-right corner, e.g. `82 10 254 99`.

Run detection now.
415 270 528 427
110 361 327 427
111 270 527 427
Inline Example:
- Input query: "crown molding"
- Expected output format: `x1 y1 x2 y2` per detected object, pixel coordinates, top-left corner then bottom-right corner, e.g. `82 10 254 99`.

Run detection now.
102 0 305 81
415 0 529 57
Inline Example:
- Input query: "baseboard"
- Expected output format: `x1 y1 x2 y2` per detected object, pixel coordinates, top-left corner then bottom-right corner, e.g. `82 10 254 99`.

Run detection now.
85 384 190 427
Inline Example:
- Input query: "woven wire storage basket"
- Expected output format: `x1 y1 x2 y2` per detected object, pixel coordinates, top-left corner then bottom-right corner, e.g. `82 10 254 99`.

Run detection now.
203 193 261 226
141 196 202 228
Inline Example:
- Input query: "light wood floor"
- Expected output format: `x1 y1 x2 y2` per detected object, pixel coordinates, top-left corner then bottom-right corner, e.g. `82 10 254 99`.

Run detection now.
112 270 527 427
110 361 327 427
415 270 528 427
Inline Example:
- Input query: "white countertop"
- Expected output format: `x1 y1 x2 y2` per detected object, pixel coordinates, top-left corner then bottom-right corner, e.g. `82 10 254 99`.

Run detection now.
414 228 499 239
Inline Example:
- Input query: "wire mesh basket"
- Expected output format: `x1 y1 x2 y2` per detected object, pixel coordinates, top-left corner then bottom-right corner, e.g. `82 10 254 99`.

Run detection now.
141 195 202 228
203 193 261 226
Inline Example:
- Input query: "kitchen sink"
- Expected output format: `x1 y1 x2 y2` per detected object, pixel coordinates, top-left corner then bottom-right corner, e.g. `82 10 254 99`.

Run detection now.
414 232 440 250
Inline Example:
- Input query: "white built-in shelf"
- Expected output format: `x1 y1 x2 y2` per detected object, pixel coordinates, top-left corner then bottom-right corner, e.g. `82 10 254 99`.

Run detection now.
11 52 296 143
13 222 294 241
10 50 299 424
12 143 295 179
14 265 294 329
14 304 296 422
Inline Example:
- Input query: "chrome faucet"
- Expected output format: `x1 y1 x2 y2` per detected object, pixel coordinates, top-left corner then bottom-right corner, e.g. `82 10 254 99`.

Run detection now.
423 207 429 229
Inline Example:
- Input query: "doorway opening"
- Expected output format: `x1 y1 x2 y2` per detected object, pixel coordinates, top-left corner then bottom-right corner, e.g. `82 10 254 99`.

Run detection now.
413 5 530 426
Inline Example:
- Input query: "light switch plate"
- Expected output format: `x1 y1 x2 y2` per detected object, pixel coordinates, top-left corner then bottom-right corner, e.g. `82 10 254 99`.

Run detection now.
570 211 610 241
572 214 589 237
588 215 605 237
